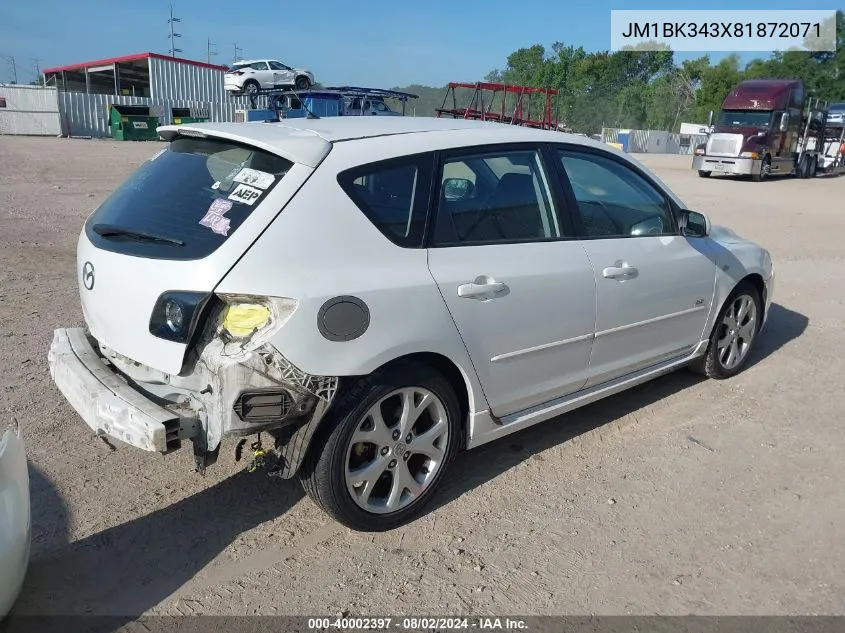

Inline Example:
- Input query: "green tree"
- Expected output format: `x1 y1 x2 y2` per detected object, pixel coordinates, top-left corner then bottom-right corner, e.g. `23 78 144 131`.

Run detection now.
693 54 743 123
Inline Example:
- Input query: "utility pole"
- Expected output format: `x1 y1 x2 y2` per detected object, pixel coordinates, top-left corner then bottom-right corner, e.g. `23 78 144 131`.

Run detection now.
232 43 242 65
32 58 42 85
206 37 217 64
167 4 182 57
3 56 18 84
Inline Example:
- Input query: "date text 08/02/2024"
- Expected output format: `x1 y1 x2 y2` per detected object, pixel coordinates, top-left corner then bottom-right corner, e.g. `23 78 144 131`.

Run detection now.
307 617 529 630
621 21 822 39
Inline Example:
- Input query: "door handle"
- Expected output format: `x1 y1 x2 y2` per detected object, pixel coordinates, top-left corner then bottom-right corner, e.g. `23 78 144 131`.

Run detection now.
602 263 638 279
457 276 508 299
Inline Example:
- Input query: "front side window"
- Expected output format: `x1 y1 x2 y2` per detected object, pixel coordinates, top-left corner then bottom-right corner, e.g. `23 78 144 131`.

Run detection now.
432 148 561 246
268 61 288 71
338 154 432 248
557 149 675 238
85 137 292 260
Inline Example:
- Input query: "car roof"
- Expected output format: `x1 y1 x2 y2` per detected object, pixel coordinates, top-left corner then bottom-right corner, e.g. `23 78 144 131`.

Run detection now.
158 117 612 168
232 59 274 65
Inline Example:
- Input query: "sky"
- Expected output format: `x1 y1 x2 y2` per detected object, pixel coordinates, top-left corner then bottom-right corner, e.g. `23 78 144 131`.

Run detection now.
0 0 840 87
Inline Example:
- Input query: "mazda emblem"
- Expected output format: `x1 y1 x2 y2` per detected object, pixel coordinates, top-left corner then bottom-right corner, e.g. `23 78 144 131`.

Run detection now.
82 261 95 290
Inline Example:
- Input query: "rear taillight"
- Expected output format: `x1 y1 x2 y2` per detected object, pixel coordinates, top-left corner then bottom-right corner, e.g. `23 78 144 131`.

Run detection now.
217 295 298 341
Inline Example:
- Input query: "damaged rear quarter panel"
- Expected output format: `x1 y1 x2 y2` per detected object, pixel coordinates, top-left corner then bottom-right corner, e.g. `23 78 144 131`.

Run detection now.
172 300 337 473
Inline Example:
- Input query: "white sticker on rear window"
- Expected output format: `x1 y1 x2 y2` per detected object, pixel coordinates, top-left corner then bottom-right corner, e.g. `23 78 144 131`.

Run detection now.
233 167 275 189
228 183 262 206
199 198 233 236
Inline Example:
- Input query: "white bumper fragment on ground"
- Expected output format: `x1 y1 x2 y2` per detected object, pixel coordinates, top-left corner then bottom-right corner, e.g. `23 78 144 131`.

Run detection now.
47 328 177 453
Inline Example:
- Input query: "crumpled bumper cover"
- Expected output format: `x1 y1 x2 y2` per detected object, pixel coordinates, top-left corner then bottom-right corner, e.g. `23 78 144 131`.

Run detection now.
48 328 179 453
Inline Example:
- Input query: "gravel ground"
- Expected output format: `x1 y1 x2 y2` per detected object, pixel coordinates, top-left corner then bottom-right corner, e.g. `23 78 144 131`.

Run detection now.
2 137 844 618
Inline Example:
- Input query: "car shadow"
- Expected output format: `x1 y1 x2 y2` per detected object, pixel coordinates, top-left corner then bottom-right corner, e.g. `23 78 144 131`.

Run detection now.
708 174 806 183
431 301 808 515
25 465 71 561
9 467 304 623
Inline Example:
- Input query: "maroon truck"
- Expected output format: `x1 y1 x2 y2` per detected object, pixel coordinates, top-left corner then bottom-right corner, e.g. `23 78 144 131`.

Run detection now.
692 79 844 181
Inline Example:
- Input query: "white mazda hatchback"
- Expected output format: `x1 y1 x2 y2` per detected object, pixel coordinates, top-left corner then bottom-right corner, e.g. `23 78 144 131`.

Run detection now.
48 117 774 531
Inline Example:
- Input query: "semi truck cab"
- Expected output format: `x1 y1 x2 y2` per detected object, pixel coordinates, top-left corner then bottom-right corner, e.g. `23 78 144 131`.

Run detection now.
693 79 821 181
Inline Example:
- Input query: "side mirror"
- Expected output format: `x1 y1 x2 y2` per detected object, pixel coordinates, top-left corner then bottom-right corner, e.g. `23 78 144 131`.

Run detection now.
681 209 711 237
779 113 789 131
443 177 474 200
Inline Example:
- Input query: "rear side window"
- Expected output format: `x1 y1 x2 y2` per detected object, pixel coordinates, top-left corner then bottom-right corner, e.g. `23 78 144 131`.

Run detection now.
337 153 433 248
432 148 561 246
85 137 292 260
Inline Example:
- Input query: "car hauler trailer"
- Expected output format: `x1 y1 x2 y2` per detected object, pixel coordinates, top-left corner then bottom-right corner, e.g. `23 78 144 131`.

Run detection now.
436 82 561 130
239 86 418 118
693 79 845 181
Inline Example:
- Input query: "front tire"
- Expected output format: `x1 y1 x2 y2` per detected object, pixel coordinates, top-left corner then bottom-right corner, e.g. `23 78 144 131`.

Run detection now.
295 76 311 90
751 156 770 182
698 170 711 178
690 281 762 379
299 362 461 531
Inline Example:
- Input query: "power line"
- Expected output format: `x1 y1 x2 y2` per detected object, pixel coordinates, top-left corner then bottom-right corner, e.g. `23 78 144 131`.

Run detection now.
168 4 183 56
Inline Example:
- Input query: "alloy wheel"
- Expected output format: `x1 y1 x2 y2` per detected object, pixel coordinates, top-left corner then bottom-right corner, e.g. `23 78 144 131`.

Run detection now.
716 294 757 370
344 387 449 514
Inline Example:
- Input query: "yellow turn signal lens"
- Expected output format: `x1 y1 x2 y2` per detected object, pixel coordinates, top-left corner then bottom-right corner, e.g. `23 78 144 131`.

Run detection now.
223 303 271 337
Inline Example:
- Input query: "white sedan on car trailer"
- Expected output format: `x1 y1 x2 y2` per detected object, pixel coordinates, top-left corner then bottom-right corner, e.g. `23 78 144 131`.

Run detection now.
47 116 774 531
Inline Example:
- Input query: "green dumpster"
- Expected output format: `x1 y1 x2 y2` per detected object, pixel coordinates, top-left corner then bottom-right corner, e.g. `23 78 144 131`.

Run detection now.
171 107 210 125
108 104 160 141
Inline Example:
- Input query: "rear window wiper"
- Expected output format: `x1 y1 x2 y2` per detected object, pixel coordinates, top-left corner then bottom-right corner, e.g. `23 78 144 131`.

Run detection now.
92 224 186 246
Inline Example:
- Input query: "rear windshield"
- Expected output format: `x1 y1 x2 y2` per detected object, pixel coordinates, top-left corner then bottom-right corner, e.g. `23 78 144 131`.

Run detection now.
85 137 292 260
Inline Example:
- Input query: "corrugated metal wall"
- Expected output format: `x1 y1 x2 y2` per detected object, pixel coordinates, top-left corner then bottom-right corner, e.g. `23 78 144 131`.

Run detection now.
601 127 707 155
0 84 62 135
57 92 265 137
148 57 229 102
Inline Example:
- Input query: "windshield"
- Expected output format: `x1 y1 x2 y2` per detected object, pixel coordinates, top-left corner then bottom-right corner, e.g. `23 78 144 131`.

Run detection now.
85 137 292 260
716 110 773 127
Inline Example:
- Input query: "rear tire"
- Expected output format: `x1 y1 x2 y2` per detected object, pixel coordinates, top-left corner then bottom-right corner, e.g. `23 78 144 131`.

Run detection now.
299 362 461 532
689 281 763 380
242 80 260 96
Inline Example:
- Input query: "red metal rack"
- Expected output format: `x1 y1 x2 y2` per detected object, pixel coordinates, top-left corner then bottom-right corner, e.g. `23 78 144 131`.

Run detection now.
436 82 561 130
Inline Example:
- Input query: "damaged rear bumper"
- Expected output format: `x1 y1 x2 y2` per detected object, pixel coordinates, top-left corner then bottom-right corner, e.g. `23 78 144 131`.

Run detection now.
47 326 339 478
47 328 188 452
